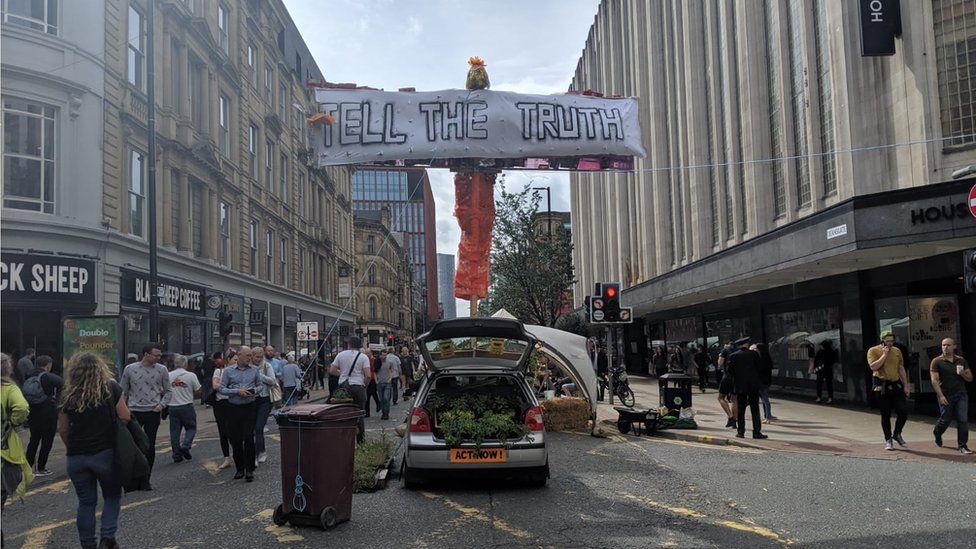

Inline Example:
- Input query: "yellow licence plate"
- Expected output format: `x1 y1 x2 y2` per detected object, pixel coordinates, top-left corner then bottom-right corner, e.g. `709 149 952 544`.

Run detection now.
450 448 507 463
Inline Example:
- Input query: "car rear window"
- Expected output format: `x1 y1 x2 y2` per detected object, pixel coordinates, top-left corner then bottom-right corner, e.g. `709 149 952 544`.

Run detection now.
424 336 530 370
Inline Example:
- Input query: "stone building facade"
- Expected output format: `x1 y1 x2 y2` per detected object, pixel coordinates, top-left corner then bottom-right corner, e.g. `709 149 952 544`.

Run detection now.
353 208 415 347
570 0 976 410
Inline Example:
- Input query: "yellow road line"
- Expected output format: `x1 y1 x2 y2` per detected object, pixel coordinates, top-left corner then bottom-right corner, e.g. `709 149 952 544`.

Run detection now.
619 491 793 546
20 528 51 549
11 497 163 540
420 492 539 543
23 478 71 498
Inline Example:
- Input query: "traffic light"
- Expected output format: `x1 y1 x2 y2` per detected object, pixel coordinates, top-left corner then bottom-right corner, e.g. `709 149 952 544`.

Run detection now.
601 282 621 322
965 249 976 293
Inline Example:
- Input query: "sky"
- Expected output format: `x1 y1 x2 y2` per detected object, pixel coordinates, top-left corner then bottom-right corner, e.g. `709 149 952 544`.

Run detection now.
284 0 601 316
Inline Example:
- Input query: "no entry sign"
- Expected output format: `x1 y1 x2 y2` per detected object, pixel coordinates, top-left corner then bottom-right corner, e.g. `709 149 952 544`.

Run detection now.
297 321 319 341
969 184 976 218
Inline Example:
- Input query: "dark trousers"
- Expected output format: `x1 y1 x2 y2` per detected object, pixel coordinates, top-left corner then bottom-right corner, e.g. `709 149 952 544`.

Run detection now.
227 401 258 473
877 387 910 440
131 410 161 475
935 392 969 448
26 405 57 469
212 399 231 457
696 365 708 391
315 368 326 390
736 392 762 436
168 404 197 459
347 384 367 443
328 374 339 396
816 368 834 399
366 380 380 414
254 396 272 455
391 377 400 404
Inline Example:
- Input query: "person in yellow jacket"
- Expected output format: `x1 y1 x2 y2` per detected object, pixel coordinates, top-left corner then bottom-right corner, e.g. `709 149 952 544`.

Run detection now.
2 351 34 507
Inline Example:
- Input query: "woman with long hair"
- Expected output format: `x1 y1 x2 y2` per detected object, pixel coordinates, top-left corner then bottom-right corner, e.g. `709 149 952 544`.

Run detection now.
58 351 130 549
211 351 234 469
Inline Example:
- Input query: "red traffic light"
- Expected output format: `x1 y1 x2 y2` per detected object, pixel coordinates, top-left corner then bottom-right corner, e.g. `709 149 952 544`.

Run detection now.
606 287 616 297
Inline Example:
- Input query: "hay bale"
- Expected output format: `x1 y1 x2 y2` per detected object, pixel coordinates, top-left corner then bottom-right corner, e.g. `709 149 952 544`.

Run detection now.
539 398 590 432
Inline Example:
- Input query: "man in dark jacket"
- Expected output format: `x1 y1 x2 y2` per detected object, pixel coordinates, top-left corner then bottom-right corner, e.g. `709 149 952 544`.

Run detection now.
727 337 768 440
23 355 62 475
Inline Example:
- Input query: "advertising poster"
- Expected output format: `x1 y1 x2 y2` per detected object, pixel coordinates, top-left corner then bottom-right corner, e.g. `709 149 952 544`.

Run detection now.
908 296 960 393
63 316 123 373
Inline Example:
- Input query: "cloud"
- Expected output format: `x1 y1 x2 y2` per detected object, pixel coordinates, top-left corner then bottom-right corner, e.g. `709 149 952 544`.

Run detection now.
284 0 600 316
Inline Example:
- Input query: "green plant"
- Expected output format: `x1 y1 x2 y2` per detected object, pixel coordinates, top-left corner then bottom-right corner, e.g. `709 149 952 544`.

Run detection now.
428 394 530 449
353 430 392 493
330 388 353 402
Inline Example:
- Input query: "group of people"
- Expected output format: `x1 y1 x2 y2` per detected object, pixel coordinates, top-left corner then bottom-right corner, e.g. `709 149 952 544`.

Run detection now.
701 331 972 455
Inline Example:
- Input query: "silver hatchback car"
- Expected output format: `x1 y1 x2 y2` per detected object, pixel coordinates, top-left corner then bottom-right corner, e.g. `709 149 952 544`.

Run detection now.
402 318 550 488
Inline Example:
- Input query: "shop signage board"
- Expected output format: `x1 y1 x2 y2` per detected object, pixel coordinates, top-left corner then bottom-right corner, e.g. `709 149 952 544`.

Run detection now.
1 253 95 305
310 88 645 166
120 269 206 316
63 316 123 371
297 321 319 341
859 0 900 56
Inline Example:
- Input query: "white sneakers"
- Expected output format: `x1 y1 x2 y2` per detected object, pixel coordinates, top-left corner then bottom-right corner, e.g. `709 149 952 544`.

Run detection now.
884 439 895 451
257 451 268 464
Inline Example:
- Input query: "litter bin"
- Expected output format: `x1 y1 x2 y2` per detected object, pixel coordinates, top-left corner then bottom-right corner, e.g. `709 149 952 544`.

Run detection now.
659 373 693 413
273 403 364 529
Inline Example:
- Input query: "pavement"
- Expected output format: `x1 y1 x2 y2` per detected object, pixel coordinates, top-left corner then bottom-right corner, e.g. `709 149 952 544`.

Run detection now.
595 375 976 464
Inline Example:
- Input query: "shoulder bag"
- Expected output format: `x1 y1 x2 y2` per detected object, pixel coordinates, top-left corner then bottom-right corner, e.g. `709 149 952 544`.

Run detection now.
266 363 283 404
338 352 363 391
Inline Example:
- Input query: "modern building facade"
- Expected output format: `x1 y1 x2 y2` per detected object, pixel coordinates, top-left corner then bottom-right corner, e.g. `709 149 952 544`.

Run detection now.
352 167 439 330
436 253 457 320
1 0 357 366
570 0 976 413
353 209 414 347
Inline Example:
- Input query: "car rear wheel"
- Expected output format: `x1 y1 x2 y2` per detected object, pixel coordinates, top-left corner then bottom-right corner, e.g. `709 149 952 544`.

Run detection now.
401 462 422 490
527 461 549 488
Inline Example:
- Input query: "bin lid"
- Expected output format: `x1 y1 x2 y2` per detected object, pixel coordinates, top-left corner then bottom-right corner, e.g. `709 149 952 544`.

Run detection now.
279 403 364 422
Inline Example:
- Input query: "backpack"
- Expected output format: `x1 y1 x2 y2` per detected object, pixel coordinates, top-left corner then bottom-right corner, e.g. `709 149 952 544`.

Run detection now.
22 373 49 405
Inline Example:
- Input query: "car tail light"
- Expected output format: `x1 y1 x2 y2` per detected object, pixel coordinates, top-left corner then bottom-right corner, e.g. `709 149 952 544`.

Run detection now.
524 406 545 432
409 407 431 432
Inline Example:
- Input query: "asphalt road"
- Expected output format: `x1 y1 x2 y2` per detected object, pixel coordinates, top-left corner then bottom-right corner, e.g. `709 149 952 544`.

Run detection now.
3 397 974 548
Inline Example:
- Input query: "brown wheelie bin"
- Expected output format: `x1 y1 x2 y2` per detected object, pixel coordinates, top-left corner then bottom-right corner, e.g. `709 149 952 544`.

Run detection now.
273 403 364 529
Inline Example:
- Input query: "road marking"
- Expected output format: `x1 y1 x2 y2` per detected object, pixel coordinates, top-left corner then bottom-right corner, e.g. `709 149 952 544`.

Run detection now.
419 492 540 543
20 528 51 549
264 523 304 543
586 449 611 457
11 497 163 540
619 491 793 546
203 459 222 476
23 478 70 497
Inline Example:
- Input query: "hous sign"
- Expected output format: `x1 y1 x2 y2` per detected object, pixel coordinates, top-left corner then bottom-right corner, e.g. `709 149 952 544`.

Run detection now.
310 88 646 166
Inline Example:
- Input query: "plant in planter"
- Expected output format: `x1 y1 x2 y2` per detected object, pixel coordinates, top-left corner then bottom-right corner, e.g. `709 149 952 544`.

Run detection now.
329 388 354 404
428 394 531 450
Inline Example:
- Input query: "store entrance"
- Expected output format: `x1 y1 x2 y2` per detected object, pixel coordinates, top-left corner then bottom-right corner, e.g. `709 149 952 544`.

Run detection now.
1 310 65 374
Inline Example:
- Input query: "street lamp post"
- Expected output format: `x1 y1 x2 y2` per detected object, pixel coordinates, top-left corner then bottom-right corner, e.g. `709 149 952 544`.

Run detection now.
532 186 552 238
147 0 160 342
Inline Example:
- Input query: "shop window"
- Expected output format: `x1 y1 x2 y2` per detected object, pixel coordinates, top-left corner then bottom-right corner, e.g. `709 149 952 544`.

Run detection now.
2 0 59 35
704 316 752 362
764 305 841 383
663 316 702 374
876 295 961 393
2 97 56 213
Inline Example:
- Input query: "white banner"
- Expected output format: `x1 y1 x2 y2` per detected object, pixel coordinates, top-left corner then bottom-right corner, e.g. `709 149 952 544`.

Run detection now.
311 88 646 166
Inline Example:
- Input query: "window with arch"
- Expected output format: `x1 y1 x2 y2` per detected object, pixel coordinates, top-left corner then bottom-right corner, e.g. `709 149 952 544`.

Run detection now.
368 296 377 320
367 265 376 285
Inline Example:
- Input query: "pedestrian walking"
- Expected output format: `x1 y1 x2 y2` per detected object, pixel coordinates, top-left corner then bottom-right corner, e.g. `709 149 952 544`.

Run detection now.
329 337 371 443
651 346 667 378
167 355 201 463
867 332 910 451
280 355 303 406
265 345 284 380
249 347 279 467
58 351 129 549
727 337 767 440
365 348 381 416
22 355 63 476
753 343 777 422
377 349 401 419
14 348 35 386
210 352 234 470
2 352 33 514
199 352 219 406
693 347 709 393
315 357 327 391
667 345 685 374
220 346 275 481
119 342 171 485
327 350 340 397
811 340 838 404
399 346 416 399
716 341 737 428
930 338 973 455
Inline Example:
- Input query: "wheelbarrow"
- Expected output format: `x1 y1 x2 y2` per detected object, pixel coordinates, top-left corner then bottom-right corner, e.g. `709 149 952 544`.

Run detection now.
613 407 658 436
